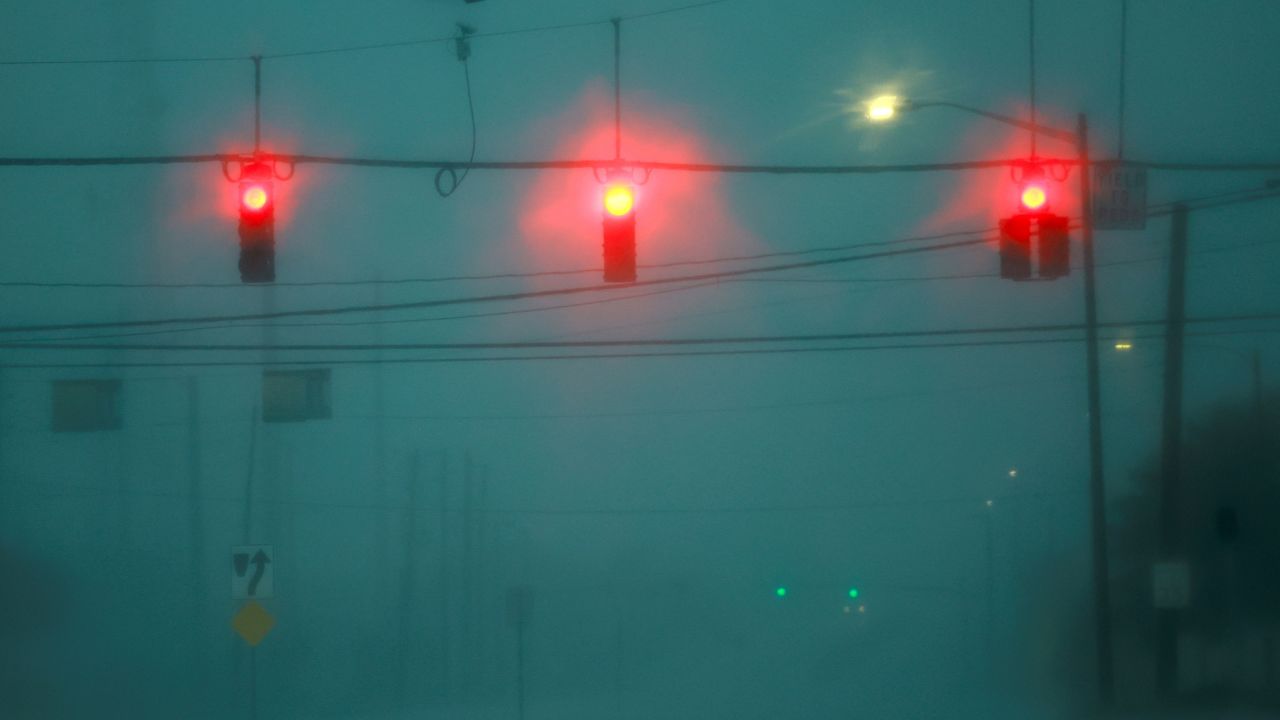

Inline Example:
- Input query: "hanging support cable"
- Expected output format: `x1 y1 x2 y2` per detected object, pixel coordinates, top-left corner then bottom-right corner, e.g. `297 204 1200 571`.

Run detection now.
1028 0 1037 158
613 18 623 163
252 55 263 154
435 24 478 197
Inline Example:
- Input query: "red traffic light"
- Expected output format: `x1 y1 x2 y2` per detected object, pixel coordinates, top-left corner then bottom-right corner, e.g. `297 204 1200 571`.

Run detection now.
236 161 276 284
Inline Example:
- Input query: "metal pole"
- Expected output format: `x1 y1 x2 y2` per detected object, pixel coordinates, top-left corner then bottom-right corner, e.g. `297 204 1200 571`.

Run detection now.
984 505 995 671
242 403 257 544
439 451 451 702
187 377 204 567
612 18 622 161
516 621 527 720
1078 113 1115 706
1156 202 1189 697
249 646 258 720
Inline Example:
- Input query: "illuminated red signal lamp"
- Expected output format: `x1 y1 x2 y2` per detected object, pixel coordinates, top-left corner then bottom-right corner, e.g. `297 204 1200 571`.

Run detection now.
602 181 637 283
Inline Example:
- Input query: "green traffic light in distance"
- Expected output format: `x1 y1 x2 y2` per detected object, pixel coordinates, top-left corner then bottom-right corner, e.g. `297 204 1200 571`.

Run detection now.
775 586 787 598
848 588 860 599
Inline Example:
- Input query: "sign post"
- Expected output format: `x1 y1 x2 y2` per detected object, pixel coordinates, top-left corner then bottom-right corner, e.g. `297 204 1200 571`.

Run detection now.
231 545 275 720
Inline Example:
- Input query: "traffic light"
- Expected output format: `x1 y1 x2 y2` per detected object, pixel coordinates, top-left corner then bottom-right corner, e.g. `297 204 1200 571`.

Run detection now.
1038 214 1070 278
602 181 636 283
999 214 1032 280
238 161 275 284
1000 162 1071 281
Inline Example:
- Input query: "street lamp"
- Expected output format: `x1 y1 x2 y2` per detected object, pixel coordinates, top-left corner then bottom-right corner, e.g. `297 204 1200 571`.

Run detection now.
865 95 901 122
869 94 1115 706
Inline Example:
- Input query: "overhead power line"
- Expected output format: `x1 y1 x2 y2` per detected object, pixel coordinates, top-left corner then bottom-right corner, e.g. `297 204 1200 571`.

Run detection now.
0 226 996 290
0 235 989 335
2 326 1278 371
0 0 734 66
0 180 1270 294
4 153 1279 179
3 311 1278 354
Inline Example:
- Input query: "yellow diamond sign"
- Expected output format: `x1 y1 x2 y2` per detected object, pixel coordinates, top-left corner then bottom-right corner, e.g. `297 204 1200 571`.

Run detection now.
232 600 276 647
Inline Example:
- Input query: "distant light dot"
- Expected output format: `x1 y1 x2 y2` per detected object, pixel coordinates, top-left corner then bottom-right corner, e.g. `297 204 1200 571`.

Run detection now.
775 586 787 598
985 499 995 508
1114 342 1133 352
858 604 867 614
1009 468 1018 478
848 588 860 599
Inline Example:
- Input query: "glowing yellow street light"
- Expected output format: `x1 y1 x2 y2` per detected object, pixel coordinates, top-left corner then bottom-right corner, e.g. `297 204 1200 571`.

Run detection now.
1114 341 1133 352
865 95 900 122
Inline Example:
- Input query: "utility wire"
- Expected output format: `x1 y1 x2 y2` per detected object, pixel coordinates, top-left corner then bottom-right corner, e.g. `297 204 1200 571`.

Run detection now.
434 44 477 198
1 281 724 344
14 235 1275 345
4 475 1074 517
0 226 997 289
0 185 1272 337
0 236 990 335
0 0 734 66
4 153 1278 173
4 312 1279 354
3 327 1279 371
0 179 1269 293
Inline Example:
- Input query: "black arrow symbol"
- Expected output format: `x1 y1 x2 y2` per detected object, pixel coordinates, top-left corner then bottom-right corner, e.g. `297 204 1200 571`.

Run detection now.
233 553 249 578
248 549 270 596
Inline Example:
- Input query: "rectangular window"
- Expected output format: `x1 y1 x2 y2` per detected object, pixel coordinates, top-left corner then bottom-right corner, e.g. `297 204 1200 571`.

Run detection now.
51 379 122 432
262 369 331 423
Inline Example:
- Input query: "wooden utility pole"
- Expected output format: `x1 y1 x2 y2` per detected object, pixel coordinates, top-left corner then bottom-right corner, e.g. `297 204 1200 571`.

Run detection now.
1156 203 1189 696
1078 113 1115 705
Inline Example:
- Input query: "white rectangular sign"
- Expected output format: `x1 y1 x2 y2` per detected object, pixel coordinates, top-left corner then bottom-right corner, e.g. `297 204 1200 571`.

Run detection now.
231 545 274 600
1093 164 1148 230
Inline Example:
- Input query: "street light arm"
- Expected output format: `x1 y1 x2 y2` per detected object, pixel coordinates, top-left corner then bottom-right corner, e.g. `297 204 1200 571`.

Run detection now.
906 100 1077 145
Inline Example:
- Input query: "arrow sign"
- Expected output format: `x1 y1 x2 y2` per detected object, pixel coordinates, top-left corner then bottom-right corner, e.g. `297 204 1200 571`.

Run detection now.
231 545 274 599
248 550 270 596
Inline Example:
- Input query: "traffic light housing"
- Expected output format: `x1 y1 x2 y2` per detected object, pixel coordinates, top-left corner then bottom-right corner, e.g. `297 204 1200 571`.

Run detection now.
602 182 636 283
999 213 1071 280
999 215 1033 280
238 161 275 284
1038 214 1070 278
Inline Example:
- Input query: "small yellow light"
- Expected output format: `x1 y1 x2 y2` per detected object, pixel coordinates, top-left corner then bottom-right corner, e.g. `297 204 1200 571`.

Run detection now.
1114 342 1133 352
865 95 899 122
